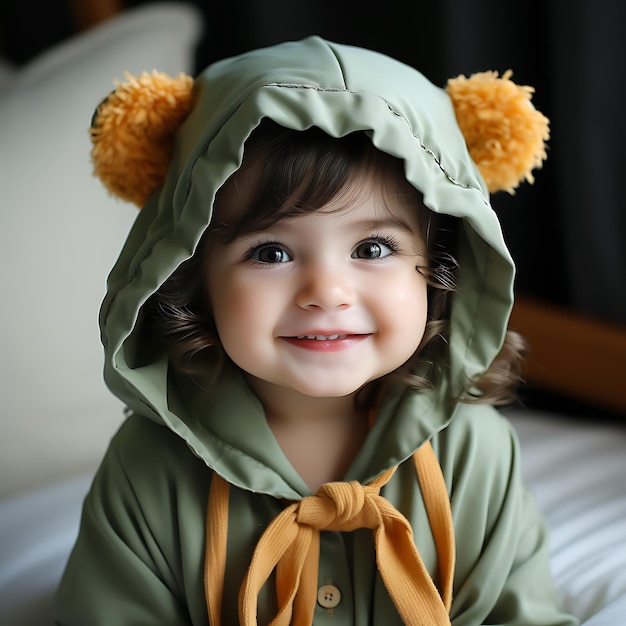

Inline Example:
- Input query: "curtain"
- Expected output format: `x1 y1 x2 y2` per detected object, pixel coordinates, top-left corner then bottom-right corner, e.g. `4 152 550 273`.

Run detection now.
6 0 622 323
191 0 626 325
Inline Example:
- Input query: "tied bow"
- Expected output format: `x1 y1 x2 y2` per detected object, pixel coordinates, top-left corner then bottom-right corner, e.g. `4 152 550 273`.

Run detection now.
205 442 454 625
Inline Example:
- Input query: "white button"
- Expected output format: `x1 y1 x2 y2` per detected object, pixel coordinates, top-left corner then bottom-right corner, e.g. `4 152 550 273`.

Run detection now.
317 584 341 609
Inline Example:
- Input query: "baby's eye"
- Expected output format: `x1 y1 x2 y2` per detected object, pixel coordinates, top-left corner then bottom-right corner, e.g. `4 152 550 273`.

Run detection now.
249 243 292 264
352 237 397 260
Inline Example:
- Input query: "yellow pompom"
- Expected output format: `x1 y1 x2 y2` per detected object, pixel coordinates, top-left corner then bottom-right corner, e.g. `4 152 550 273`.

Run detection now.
90 71 194 207
446 70 550 194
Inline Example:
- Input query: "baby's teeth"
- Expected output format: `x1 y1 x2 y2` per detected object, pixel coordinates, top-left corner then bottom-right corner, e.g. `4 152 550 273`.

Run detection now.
296 334 344 340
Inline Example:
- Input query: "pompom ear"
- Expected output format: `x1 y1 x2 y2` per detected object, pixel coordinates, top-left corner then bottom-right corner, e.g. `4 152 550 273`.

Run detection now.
90 71 194 207
446 70 550 194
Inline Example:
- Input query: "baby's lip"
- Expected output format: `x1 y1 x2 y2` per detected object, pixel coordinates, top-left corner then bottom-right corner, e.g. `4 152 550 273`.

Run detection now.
280 333 372 351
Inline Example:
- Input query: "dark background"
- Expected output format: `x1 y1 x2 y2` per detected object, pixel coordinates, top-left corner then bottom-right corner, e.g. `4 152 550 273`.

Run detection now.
2 0 624 415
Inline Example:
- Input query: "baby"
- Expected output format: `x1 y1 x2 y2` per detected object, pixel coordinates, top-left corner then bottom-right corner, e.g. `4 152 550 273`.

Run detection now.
55 37 575 625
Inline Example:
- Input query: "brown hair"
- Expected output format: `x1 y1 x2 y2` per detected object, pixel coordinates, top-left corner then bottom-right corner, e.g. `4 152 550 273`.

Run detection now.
142 120 524 404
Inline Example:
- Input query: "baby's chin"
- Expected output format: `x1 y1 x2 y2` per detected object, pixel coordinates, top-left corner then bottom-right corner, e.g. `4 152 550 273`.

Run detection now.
243 371 368 402
278 376 390 404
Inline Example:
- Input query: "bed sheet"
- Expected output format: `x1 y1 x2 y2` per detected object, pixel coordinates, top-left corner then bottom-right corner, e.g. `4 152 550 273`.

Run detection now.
1 410 625 625
506 410 626 623
0 475 91 625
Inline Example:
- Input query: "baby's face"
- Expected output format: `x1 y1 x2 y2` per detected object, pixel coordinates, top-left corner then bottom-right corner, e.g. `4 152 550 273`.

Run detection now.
204 160 428 403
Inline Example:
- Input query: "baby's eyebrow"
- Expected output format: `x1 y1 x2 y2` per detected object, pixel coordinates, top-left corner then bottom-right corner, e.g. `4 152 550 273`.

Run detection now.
356 218 416 235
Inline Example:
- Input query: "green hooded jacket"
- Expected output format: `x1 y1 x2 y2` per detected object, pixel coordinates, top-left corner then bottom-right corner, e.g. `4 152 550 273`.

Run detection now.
55 37 578 625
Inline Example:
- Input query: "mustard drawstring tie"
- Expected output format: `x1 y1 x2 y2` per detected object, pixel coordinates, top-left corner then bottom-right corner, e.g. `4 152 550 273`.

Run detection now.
205 441 454 625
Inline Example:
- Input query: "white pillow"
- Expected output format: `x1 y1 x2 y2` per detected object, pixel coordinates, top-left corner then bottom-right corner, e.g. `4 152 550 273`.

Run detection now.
0 3 203 498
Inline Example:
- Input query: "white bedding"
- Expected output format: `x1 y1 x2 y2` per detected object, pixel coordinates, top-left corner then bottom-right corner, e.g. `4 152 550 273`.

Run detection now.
1 409 625 625
506 411 626 623
0 475 92 625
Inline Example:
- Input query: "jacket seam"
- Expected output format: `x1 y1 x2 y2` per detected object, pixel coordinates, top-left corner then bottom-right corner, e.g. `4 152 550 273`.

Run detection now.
264 82 476 193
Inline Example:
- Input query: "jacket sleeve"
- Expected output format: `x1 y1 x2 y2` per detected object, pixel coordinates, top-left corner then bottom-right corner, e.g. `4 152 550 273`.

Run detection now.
440 406 580 626
54 417 209 626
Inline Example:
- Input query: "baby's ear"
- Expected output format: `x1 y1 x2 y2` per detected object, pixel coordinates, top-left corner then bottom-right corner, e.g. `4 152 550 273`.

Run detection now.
446 70 550 194
90 71 194 207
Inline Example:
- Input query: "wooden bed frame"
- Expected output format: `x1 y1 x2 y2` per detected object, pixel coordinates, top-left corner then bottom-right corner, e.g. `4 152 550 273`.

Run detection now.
510 295 626 416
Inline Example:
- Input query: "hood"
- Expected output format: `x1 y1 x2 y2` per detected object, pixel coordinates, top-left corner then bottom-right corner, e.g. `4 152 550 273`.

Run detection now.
99 36 515 498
